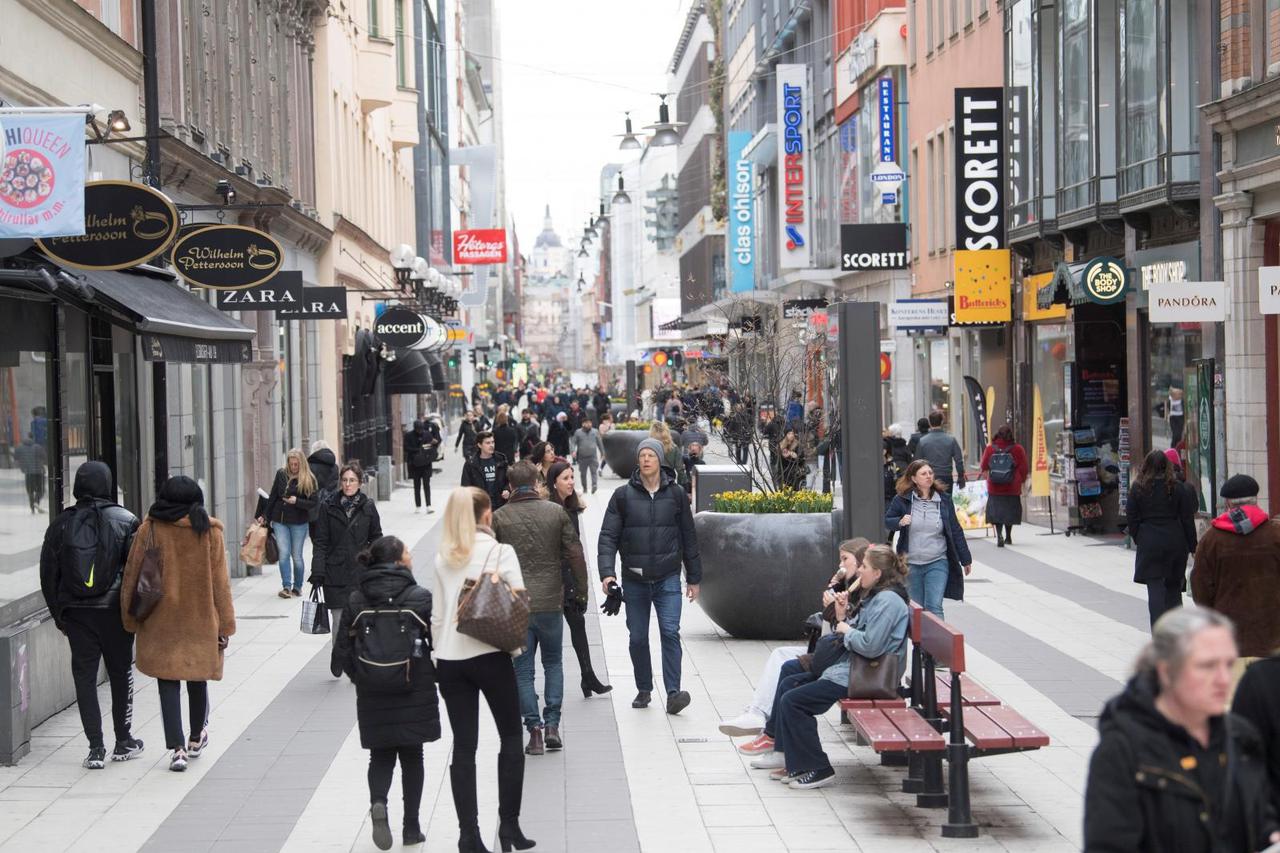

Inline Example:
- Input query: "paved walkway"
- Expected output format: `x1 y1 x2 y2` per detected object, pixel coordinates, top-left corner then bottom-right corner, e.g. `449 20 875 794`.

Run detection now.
0 437 1163 852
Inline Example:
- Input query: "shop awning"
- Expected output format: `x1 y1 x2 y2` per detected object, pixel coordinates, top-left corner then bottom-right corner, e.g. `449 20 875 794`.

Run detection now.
57 264 256 363
426 353 446 388
1036 262 1088 310
382 349 434 395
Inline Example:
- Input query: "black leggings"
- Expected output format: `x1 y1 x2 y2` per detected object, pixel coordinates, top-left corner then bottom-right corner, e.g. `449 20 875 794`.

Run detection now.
1146 576 1183 628
563 604 595 676
368 744 425 817
996 524 1014 542
437 652 524 761
157 680 207 750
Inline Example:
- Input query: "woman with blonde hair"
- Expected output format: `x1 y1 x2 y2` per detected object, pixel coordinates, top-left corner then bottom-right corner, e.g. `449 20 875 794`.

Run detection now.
648 420 687 486
261 448 318 598
432 488 535 853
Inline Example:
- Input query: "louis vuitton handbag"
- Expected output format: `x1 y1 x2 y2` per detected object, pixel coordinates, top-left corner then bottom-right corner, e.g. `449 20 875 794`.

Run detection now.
456 545 530 654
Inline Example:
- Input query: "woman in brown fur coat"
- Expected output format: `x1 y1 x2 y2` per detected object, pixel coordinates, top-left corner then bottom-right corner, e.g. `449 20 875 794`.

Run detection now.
121 476 236 772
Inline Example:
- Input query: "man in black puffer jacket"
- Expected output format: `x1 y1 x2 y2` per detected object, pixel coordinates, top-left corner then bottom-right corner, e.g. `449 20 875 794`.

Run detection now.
598 438 703 716
39 461 145 769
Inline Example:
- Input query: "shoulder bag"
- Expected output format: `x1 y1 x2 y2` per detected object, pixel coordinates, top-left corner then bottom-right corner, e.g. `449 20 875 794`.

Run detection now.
129 522 165 622
456 544 530 653
847 650 902 700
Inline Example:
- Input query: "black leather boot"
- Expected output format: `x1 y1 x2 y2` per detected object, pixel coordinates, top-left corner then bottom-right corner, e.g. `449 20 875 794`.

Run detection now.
450 764 491 853
497 749 535 851
580 669 613 697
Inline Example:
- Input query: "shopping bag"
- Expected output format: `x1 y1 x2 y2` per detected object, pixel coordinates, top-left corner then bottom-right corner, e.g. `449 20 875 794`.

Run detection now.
239 521 268 566
264 526 280 564
301 586 331 635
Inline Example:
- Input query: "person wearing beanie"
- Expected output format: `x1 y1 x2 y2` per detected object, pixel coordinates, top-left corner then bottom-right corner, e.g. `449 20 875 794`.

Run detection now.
597 437 703 715
1192 473 1280 674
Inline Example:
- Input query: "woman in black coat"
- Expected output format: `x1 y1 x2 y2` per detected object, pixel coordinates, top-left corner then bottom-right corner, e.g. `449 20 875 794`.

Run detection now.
310 462 383 613
404 419 441 514
331 536 439 849
1126 450 1198 628
492 406 521 465
1084 606 1280 853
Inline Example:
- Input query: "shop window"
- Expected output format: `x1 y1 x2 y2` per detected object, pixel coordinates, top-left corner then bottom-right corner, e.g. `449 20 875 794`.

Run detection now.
368 0 381 38
1058 0 1093 213
1007 0 1037 228
1119 0 1160 193
1148 324 1201 453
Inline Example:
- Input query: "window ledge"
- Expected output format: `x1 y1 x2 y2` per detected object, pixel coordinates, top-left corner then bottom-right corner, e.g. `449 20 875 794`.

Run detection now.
368 34 396 45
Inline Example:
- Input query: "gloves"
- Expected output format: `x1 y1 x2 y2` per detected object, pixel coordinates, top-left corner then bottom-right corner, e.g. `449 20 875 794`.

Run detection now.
308 574 325 587
600 581 623 616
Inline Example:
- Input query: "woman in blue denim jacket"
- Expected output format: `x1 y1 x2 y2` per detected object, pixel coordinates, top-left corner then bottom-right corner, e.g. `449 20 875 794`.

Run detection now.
750 546 910 790
885 459 972 619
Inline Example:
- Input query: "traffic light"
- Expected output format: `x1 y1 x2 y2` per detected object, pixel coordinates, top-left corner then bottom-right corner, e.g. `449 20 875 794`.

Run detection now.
447 352 459 368
669 349 684 369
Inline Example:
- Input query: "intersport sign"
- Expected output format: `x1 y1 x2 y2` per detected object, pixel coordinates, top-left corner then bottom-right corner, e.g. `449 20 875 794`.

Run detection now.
453 229 507 264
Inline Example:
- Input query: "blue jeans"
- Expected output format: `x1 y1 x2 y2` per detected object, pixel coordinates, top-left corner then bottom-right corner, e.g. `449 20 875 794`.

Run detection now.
908 557 949 620
773 675 847 774
272 522 309 591
514 611 563 730
763 659 810 739
623 573 684 694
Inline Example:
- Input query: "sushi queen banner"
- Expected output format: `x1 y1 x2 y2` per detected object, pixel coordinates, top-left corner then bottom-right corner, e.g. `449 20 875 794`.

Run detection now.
0 112 86 239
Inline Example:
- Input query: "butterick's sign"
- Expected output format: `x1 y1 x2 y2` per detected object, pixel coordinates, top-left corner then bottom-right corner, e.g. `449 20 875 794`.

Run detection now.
453 229 507 264
776 64 812 269
955 88 1005 250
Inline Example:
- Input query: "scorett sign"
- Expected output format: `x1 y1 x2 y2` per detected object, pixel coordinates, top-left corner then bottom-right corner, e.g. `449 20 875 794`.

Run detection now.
171 224 284 290
841 224 909 271
954 88 1005 250
215 271 304 311
36 180 178 270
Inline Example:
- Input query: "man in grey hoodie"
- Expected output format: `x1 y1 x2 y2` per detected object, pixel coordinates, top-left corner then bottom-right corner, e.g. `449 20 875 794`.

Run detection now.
570 419 605 494
912 412 966 490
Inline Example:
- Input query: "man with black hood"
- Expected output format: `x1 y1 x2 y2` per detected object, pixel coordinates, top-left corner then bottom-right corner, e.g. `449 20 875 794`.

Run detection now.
307 439 340 532
39 461 145 770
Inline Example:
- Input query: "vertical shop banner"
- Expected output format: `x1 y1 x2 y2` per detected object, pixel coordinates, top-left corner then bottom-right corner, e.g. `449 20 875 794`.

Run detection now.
776 64 813 269
870 77 905 205
963 376 990 449
1195 359 1215 514
0 112 86 238
1031 384 1051 497
954 88 1005 250
727 130 755 292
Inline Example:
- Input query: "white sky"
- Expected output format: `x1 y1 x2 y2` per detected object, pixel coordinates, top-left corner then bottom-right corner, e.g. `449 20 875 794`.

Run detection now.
497 0 689 253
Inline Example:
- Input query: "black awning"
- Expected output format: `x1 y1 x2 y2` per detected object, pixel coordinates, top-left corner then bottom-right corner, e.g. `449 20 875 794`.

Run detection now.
60 265 255 352
141 334 253 364
426 352 446 388
383 348 434 395
1036 262 1087 310
658 317 706 332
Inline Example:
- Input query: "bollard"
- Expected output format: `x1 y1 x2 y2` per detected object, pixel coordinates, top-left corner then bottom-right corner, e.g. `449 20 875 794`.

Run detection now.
376 454 392 501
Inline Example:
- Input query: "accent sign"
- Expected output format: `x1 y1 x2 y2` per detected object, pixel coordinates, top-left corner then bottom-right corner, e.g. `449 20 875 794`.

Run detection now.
215 270 304 311
36 180 177 270
171 224 284 290
954 88 1005 250
776 64 812 269
453 228 508 265
374 306 430 349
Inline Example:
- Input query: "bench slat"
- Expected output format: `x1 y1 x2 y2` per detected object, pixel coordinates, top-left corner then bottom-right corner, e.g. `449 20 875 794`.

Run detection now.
942 706 1013 749
980 705 1050 749
849 708 910 751
919 612 966 672
883 708 946 751
934 673 1002 706
839 698 907 711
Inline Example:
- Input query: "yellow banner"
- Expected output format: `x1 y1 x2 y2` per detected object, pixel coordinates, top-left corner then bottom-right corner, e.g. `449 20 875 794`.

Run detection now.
1023 271 1068 321
1031 384 1051 497
986 385 996 436
953 250 1012 323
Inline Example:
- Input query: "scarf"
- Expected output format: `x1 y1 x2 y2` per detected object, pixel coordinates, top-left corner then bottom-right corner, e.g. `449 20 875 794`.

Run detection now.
340 492 362 518
149 497 196 523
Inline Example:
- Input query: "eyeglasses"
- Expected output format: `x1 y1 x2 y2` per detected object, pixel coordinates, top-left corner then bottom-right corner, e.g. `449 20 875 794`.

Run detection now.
341 478 360 484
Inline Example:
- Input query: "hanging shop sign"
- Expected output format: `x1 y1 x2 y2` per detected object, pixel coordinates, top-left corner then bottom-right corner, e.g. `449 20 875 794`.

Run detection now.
841 223 909 270
1149 281 1226 323
276 286 348 319
453 228 508 265
888 299 950 331
952 249 1012 324
0 112 86 238
782 298 828 320
374 306 430 348
727 130 756 292
411 314 449 352
872 77 904 206
215 271 304 311
170 224 283 290
954 88 1005 250
776 64 813 270
36 180 177 270
1258 266 1280 314
1081 256 1129 305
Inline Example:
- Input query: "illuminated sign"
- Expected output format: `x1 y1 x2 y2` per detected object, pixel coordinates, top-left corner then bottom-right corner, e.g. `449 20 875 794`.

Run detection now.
727 130 755 292
776 64 812 269
955 88 1005 250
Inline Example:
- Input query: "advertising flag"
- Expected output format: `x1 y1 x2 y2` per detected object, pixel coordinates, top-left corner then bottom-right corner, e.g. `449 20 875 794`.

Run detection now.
0 112 86 238
1031 384 1051 497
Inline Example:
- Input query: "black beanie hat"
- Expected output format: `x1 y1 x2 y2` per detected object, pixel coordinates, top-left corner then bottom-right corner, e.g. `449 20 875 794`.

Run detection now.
1220 474 1260 500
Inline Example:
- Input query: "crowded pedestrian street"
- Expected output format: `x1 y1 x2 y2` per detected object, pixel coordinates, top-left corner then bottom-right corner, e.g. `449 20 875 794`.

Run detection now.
2 439 1149 852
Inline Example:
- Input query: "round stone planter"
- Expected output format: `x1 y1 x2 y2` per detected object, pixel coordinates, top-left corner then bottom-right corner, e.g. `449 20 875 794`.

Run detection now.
602 430 649 479
694 511 835 640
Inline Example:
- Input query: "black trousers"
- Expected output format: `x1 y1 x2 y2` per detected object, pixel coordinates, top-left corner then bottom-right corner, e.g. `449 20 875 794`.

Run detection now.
562 604 595 677
411 469 432 508
437 652 524 760
1146 576 1184 628
63 607 135 749
157 679 207 750
368 744 425 823
24 472 43 508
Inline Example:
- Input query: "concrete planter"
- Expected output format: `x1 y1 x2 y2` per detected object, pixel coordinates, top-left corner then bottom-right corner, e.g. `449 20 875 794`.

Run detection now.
694 511 835 640
601 428 680 479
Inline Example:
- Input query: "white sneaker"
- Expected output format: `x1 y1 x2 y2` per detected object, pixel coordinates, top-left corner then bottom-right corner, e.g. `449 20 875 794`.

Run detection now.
718 710 766 737
749 752 784 769
169 748 188 772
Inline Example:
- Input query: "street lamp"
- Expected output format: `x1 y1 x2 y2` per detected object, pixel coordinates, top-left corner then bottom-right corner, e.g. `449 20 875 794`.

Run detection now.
389 243 415 287
611 175 631 205
645 95 683 147
617 111 642 151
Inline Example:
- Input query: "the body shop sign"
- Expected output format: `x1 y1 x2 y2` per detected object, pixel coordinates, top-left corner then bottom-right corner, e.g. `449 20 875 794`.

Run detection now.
776 64 812 269
453 229 507 264
727 130 755 292
955 88 1005 250
0 112 86 239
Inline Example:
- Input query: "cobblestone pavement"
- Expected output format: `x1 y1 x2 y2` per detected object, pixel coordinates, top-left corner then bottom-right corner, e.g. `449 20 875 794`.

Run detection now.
0 442 1152 852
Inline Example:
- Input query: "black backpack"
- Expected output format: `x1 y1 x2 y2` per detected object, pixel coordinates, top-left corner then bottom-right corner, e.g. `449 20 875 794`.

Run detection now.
988 448 1016 485
349 587 433 693
59 505 119 599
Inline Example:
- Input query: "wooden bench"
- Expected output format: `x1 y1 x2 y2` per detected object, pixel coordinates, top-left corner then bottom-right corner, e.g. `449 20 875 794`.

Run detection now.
837 603 1050 838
